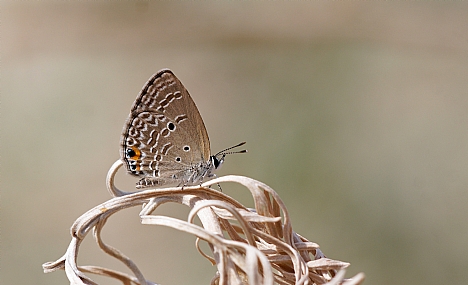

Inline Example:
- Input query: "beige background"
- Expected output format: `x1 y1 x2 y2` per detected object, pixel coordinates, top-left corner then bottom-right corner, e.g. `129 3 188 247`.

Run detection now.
3 2 468 285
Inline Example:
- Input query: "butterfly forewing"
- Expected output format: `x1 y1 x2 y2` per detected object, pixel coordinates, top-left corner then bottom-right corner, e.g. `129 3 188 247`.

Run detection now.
120 69 211 185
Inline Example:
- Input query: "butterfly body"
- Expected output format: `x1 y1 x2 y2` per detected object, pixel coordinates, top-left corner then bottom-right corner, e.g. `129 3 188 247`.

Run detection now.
120 69 242 189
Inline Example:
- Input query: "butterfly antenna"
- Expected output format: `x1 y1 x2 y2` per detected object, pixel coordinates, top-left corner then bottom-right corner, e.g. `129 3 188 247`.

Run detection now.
215 142 247 156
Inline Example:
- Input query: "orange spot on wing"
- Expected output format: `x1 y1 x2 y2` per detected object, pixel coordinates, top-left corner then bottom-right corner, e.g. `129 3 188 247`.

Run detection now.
130 146 142 160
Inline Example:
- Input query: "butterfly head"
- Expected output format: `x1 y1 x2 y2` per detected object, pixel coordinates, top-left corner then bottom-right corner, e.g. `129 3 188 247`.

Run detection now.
211 153 225 170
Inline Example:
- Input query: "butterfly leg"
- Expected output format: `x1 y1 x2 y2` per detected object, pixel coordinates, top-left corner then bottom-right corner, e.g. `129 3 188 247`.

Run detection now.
136 177 165 189
204 173 222 192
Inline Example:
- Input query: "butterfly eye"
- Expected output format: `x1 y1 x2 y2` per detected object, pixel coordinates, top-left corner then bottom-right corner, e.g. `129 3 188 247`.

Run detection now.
212 156 220 168
126 146 141 160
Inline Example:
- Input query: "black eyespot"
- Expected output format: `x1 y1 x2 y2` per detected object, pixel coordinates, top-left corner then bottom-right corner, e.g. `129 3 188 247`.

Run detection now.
126 146 141 160
167 122 175 131
175 157 181 162
183 145 190 152
130 164 137 171
126 148 136 158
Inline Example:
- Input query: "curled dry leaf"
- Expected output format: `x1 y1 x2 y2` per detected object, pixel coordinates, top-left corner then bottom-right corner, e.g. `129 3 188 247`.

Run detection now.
43 160 365 285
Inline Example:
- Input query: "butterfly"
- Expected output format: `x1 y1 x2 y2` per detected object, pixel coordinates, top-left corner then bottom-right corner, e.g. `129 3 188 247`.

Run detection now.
120 69 246 189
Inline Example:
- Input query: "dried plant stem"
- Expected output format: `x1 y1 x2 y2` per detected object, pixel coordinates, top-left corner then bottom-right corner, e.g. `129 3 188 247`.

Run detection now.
43 160 365 285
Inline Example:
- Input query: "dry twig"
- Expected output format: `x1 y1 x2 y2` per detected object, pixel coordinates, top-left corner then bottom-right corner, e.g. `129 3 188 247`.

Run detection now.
43 160 365 285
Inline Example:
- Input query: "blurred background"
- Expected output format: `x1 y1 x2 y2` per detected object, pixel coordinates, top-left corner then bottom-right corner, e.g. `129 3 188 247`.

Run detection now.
2 2 468 285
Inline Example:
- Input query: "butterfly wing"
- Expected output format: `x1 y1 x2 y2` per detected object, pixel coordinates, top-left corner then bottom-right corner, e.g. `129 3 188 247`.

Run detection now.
120 69 211 184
